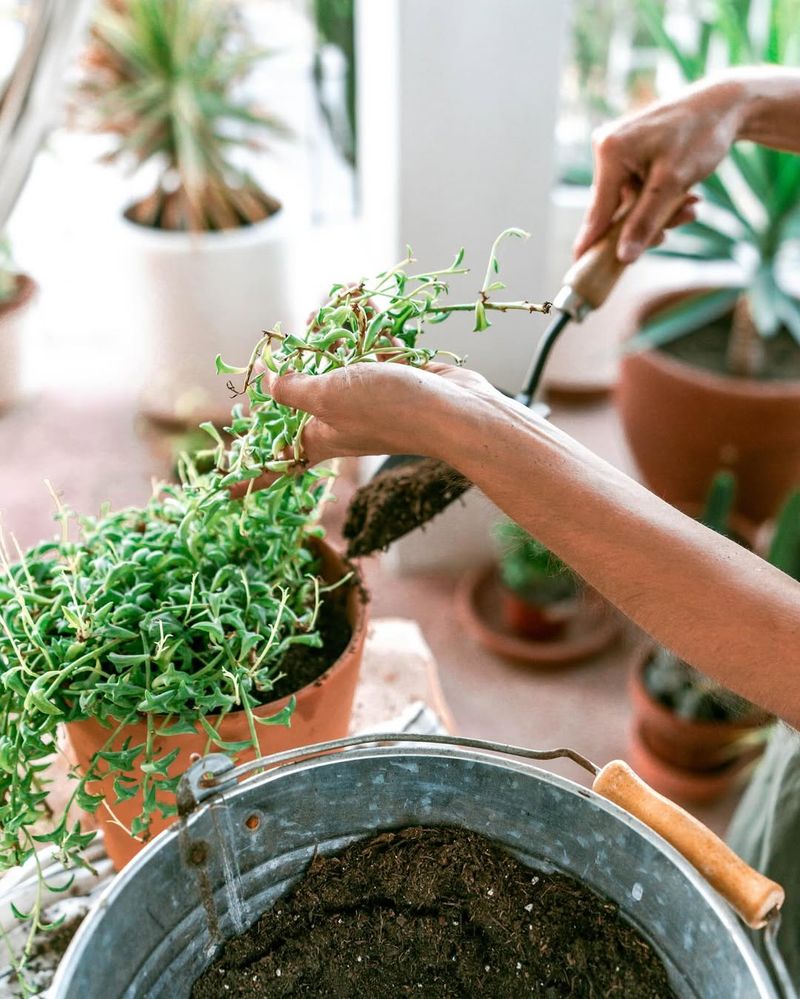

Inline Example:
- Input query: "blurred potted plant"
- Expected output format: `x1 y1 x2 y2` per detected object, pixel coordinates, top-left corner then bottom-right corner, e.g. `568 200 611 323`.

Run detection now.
494 521 578 641
617 0 800 521
457 521 619 665
77 0 294 426
0 238 34 413
628 474 798 802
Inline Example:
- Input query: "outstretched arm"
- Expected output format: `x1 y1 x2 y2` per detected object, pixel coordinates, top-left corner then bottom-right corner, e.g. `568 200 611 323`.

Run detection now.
253 363 800 728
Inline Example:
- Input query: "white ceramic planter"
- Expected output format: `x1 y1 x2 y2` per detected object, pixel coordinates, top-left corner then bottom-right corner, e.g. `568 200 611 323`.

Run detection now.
120 209 299 425
0 275 35 413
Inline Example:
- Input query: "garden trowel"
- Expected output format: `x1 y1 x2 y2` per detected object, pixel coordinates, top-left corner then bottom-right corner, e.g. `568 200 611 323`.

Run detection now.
344 204 677 558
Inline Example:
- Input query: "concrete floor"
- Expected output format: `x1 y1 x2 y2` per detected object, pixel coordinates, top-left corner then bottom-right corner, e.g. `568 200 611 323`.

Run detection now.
0 387 746 835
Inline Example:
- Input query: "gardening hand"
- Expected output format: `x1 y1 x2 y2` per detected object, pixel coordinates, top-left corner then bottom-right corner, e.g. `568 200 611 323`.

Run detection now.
573 78 744 264
229 362 504 497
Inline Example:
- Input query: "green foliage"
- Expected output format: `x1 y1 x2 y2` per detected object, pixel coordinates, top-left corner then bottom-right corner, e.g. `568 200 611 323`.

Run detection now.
699 470 736 536
767 490 800 580
0 232 548 991
313 0 357 166
493 521 577 605
78 0 288 231
0 238 19 306
635 0 800 356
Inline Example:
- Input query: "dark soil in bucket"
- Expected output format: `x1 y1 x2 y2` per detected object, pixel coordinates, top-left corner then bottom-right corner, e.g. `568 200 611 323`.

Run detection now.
344 458 471 557
267 587 352 701
658 312 800 380
191 826 675 999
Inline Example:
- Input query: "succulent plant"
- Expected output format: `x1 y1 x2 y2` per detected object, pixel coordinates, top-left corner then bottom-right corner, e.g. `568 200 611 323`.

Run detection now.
493 521 577 606
78 0 288 231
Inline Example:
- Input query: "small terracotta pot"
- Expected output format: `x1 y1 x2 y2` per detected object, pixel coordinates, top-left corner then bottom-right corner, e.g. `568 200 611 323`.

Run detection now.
617 288 800 522
500 587 575 641
456 567 619 667
65 540 368 869
628 647 769 802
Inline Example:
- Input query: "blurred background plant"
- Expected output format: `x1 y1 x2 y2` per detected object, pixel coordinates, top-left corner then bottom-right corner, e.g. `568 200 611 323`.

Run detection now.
0 238 19 304
633 0 800 377
77 0 289 231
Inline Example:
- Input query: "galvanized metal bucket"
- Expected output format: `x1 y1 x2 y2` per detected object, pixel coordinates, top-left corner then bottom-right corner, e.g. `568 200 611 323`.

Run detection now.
53 736 786 999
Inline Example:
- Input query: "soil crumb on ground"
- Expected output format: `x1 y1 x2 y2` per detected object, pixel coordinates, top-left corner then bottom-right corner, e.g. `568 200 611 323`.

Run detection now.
344 459 471 557
191 826 675 999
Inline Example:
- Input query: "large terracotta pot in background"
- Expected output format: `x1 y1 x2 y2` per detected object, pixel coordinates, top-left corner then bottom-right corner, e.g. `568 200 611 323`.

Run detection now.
65 540 368 869
617 288 800 522
628 646 770 804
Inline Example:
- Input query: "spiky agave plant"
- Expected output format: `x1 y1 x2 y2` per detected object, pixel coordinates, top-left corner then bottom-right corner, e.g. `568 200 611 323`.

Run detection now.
78 0 288 232
634 0 800 377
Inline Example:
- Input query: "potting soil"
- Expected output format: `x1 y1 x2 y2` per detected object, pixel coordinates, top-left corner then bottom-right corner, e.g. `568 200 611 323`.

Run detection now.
267 587 352 701
344 459 471 557
191 825 675 998
660 316 800 380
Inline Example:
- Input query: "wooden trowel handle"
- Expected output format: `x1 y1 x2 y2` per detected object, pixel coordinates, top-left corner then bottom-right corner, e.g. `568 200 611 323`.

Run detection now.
559 193 687 313
593 760 784 929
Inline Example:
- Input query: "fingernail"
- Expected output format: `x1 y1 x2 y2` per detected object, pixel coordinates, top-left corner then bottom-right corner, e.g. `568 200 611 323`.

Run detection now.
617 240 643 264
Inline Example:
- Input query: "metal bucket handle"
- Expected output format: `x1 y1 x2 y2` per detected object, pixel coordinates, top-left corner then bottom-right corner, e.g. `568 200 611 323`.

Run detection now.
177 733 784 933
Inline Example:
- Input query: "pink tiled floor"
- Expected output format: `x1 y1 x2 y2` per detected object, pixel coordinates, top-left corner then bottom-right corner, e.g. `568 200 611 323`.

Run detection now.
0 387 745 834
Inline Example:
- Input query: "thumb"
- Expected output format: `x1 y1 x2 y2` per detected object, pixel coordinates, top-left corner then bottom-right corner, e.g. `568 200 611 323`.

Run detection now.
266 370 321 412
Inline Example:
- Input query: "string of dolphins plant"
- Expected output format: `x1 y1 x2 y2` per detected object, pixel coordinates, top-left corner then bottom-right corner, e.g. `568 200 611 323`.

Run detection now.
0 229 548 991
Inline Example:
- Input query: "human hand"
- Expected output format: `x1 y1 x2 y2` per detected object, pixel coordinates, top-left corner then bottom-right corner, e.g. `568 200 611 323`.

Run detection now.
573 78 744 264
229 362 501 497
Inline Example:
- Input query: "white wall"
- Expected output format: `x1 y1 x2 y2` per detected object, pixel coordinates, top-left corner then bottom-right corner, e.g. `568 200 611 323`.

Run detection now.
356 0 570 573
393 0 569 392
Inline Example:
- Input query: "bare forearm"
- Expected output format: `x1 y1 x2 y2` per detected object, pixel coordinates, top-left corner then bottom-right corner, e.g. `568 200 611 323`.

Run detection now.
722 66 800 153
434 394 800 726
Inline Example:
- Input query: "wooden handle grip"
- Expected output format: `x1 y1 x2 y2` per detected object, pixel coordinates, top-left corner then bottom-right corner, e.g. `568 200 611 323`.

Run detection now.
593 760 784 928
562 194 687 310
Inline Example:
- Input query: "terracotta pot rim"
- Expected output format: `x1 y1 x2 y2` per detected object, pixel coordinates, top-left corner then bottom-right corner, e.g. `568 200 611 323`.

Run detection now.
0 273 36 320
68 537 368 732
628 721 760 803
626 286 800 400
456 565 618 666
629 644 770 734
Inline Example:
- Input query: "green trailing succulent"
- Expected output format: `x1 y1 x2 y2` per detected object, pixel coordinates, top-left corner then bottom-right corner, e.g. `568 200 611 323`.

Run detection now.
635 0 800 377
78 0 288 231
493 521 577 606
0 231 548 990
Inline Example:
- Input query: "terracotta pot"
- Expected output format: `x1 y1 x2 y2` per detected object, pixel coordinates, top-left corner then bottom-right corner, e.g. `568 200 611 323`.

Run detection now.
628 646 769 802
617 288 800 522
500 587 575 641
65 539 368 869
456 566 619 667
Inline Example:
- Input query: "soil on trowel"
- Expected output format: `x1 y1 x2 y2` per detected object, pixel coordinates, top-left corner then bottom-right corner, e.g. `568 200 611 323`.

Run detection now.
344 458 471 557
267 586 352 701
659 313 800 380
191 826 675 999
